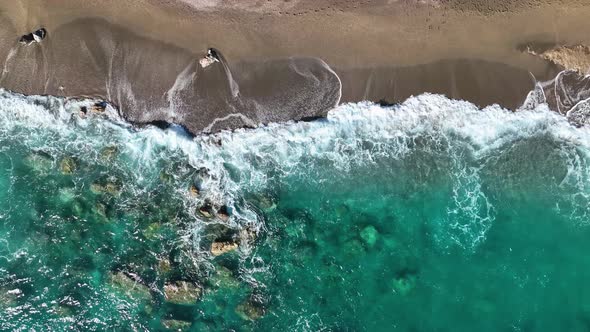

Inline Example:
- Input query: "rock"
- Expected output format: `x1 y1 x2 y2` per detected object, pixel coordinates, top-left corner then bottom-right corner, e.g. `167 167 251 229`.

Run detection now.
162 319 191 331
19 28 47 45
217 205 231 222
32 28 47 42
79 106 88 118
164 281 201 305
235 300 265 321
107 272 152 302
189 184 200 197
91 101 108 113
198 204 214 219
534 45 590 74
199 48 221 68
360 225 379 247
211 241 238 256
59 157 77 174
239 227 257 245
100 145 119 162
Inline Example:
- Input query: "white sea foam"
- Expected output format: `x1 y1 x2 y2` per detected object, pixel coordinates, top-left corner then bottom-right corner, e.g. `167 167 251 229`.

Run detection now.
0 90 589 249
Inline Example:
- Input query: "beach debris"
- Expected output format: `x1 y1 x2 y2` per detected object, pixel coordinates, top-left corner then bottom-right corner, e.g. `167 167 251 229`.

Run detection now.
107 272 152 302
211 240 239 256
360 225 379 247
235 299 265 321
163 281 201 304
162 320 191 331
19 28 47 46
199 48 221 68
59 156 78 174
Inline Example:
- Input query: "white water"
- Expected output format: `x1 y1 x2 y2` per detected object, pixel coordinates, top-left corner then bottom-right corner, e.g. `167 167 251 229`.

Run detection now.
0 90 589 249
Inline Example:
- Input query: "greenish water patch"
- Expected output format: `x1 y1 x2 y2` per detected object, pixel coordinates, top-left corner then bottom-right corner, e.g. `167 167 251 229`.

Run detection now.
0 91 589 331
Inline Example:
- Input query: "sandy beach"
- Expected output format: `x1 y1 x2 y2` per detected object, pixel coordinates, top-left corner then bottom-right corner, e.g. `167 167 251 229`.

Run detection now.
0 0 588 132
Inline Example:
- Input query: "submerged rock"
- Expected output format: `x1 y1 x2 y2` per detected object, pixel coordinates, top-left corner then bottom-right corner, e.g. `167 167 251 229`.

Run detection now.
209 266 240 289
143 223 162 240
24 151 53 173
91 178 122 196
164 281 201 304
100 145 119 162
59 157 78 174
107 272 152 302
391 274 417 296
235 300 265 321
93 202 109 222
249 193 277 212
0 288 21 308
211 241 239 256
158 258 172 275
360 225 379 247
162 319 191 331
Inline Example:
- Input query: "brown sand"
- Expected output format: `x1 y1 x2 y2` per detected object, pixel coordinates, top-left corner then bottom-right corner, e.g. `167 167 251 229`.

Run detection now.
0 0 589 132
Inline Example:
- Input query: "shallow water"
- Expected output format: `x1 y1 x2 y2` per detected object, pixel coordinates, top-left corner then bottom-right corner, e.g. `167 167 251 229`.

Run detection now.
0 90 589 331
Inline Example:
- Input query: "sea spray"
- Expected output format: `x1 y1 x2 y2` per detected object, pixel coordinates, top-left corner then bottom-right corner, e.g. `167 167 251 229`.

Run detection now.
0 89 589 330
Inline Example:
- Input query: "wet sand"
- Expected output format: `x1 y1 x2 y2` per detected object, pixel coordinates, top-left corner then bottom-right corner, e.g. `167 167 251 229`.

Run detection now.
0 0 589 132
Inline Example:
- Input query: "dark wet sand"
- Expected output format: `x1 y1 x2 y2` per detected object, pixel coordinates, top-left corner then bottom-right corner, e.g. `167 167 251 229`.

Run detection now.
0 0 589 132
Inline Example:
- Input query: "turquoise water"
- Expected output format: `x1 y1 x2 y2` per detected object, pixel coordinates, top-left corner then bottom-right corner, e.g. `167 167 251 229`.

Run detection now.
0 91 589 331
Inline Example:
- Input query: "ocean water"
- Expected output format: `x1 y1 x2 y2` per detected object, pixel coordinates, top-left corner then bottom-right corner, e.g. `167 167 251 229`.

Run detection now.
0 89 590 331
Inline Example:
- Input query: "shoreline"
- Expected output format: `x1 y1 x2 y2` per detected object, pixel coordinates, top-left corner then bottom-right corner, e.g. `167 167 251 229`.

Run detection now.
0 1 589 132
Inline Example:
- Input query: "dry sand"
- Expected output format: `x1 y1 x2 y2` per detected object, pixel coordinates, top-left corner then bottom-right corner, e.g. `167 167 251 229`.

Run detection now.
0 0 589 132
